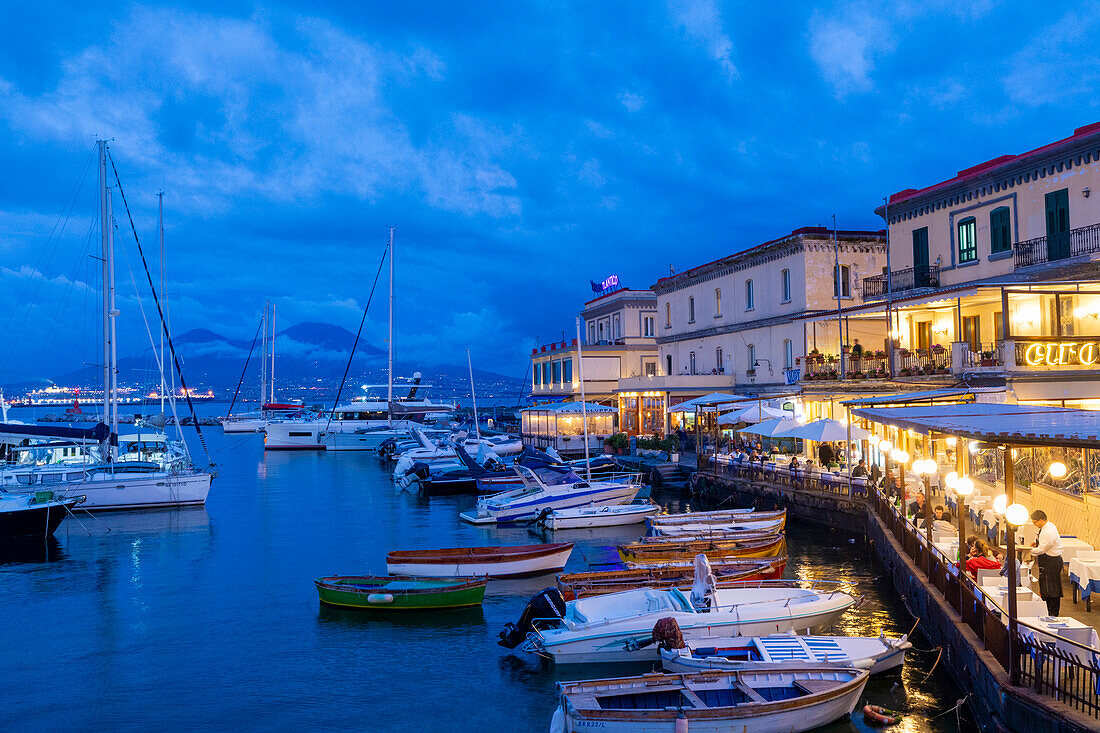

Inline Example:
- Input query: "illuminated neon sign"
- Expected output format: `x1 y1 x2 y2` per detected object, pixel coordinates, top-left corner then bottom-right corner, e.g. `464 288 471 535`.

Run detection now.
590 274 623 295
1017 341 1100 367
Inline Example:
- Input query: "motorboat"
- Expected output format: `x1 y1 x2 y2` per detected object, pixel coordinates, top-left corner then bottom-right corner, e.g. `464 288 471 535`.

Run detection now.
386 542 573 579
551 666 869 732
0 490 83 541
314 575 487 610
220 403 308 434
556 557 787 599
507 558 857 663
536 501 660 530
660 630 911 675
459 464 641 524
410 445 554 496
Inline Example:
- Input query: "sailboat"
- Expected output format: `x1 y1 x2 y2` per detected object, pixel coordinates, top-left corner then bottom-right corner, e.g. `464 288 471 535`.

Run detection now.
220 301 305 434
264 229 452 451
0 142 212 510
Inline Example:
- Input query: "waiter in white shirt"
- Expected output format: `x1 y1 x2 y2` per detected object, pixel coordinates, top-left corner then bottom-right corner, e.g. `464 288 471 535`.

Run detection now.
1029 509 1064 615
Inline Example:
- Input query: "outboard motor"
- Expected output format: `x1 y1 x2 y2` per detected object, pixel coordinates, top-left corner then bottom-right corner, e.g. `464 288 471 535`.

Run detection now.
404 461 431 483
378 438 398 458
498 587 567 649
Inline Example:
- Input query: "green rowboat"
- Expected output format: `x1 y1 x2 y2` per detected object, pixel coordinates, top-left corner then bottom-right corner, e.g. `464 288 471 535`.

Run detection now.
314 575 488 610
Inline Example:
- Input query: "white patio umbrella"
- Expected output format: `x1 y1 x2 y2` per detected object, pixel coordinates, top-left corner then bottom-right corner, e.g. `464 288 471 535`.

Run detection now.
776 418 871 442
736 416 803 437
718 405 790 425
667 393 747 413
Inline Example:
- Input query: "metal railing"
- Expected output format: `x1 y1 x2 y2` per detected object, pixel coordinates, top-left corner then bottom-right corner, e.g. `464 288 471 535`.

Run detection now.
701 459 869 502
958 342 1004 370
862 264 941 299
1015 222 1100 268
870 489 1100 719
895 348 951 376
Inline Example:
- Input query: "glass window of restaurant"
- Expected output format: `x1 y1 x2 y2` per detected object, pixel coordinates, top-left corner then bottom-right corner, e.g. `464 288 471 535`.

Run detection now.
552 360 562 385
642 397 663 433
542 361 551 385
622 397 638 433
562 358 572 383
533 362 542 388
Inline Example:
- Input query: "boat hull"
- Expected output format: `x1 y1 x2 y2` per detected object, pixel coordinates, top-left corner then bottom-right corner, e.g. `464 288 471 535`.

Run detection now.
387 542 573 579
465 483 639 524
8 472 212 511
545 504 659 529
557 558 787 599
220 418 266 434
661 636 910 675
620 535 787 563
314 576 487 610
0 498 80 539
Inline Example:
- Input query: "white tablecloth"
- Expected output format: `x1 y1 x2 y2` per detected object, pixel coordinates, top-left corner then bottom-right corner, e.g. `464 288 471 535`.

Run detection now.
1018 616 1100 664
1068 558 1100 600
1059 538 1095 563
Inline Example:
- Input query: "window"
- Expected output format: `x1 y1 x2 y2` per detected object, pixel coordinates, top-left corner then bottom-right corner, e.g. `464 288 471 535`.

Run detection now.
958 217 977 263
562 359 572 384
745 280 754 310
747 344 756 372
688 297 695 323
612 314 621 340
714 288 722 317
961 316 980 350
597 322 605 342
533 362 541 388
833 265 851 298
588 323 595 343
644 360 656 377
783 339 793 369
990 207 1011 254
689 351 696 375
665 302 671 328
552 360 562 385
666 354 672 375
781 269 791 303
715 347 723 373
994 311 1005 339
542 361 551 385
643 315 655 337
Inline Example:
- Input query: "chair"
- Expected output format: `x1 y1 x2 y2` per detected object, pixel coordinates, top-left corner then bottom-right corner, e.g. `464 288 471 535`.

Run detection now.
1075 550 1100 562
976 568 1001 585
1014 599 1049 618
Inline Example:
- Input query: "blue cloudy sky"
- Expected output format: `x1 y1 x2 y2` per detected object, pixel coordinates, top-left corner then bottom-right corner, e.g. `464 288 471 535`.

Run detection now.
0 0 1098 381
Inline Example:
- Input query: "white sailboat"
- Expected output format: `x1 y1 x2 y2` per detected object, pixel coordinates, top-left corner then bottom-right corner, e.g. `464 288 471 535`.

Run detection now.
0 142 212 510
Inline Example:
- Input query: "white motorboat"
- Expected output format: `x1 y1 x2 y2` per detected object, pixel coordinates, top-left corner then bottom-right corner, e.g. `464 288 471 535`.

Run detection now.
220 403 307 434
0 461 212 511
646 508 784 534
660 631 911 675
386 542 573 579
515 582 858 663
537 502 660 530
460 464 641 525
551 666 869 733
648 517 786 538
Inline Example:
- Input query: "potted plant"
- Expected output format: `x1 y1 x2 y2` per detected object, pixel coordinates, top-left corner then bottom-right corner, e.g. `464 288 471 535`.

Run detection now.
980 350 996 367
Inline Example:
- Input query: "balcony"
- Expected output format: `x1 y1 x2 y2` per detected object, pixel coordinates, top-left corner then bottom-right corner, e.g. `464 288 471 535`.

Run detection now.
1014 222 1100 268
862 264 940 299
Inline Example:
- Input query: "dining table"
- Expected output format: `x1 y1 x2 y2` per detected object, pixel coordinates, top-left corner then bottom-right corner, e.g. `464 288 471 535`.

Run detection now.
1017 616 1100 666
1068 557 1100 610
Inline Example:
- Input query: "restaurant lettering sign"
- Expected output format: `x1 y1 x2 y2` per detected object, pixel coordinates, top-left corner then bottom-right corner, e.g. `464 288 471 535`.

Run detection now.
1016 341 1100 367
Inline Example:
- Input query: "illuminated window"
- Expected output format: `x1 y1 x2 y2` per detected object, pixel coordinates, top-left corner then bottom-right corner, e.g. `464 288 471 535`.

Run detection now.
958 217 977 263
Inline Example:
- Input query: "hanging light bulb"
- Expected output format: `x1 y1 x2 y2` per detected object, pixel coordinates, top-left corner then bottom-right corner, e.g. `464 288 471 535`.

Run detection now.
1004 503 1030 527
954 476 975 497
969 441 980 454
945 436 957 448
944 471 959 488
878 439 892 453
992 493 1007 514
891 449 910 464
1049 461 1067 478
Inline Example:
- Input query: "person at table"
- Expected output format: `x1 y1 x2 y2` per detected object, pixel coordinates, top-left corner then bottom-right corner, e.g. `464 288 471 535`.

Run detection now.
818 442 835 467
966 539 1002 577
907 491 926 519
852 458 867 478
934 505 952 523
868 461 882 486
1029 509 1064 616
788 456 799 472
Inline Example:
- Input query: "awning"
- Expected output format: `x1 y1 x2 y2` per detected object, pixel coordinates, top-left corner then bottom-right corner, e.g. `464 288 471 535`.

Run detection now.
841 388 977 407
850 404 1100 447
667 393 748 413
738 416 803 437
522 401 616 414
0 421 112 443
718 405 791 425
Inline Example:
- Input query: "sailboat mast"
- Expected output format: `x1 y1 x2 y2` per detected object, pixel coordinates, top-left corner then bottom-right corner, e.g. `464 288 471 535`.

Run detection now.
270 302 276 403
467 349 480 439
575 315 591 481
387 226 395 425
99 141 110 431
158 191 165 413
107 187 119 446
260 301 268 406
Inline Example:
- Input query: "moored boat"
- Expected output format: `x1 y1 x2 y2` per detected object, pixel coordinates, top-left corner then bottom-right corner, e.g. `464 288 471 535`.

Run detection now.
537 501 659 530
387 542 573 579
460 464 641 524
645 517 786 538
314 575 487 610
660 630 911 675
512 581 858 663
556 556 788 599
646 508 785 533
0 490 83 541
620 534 786 563
551 666 869 732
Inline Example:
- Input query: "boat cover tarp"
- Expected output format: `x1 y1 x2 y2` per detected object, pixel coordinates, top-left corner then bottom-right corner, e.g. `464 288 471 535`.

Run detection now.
0 421 113 443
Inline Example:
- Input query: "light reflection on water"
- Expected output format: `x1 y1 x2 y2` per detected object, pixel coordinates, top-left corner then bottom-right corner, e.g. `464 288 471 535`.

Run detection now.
0 421 974 731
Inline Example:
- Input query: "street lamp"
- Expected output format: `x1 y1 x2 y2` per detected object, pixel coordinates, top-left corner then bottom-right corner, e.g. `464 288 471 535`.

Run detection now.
954 476 974 572
891 449 910 495
913 458 937 575
1049 461 1067 479
1003 499 1029 687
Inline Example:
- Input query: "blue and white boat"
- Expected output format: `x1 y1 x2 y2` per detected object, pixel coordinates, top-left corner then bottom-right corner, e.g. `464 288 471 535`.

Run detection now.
459 464 641 525
660 632 911 675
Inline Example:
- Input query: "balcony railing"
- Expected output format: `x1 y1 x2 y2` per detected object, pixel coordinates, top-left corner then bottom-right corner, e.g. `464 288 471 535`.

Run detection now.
862 264 940 299
1015 221 1100 268
895 347 950 376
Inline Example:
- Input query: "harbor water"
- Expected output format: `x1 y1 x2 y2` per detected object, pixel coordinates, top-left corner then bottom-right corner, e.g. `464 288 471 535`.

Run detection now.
1 408 975 731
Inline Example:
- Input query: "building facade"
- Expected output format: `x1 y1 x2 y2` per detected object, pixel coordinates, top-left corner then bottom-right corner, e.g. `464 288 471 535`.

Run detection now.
529 288 658 405
617 227 888 434
855 121 1100 406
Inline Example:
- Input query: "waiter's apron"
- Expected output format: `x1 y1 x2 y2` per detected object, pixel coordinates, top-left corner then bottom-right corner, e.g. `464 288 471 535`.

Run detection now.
1035 553 1064 599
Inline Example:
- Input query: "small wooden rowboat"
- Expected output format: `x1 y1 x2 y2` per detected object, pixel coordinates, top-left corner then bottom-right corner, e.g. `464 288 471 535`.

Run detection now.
314 575 487 610
619 534 786 563
387 542 573 579
538 502 660 530
642 518 785 539
552 666 869 732
557 557 787 599
647 508 787 533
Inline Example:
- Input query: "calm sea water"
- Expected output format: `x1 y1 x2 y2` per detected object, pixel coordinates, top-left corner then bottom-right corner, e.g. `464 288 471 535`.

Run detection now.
1 405 974 731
